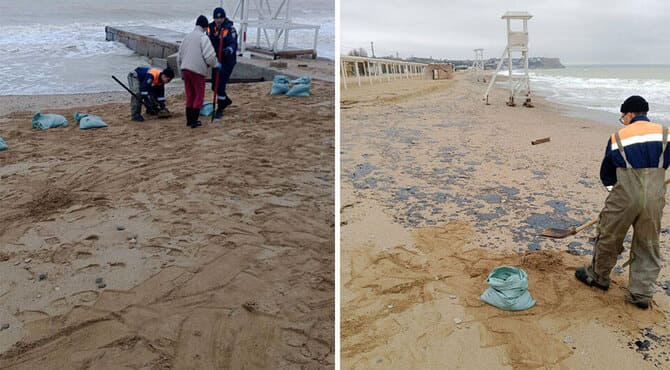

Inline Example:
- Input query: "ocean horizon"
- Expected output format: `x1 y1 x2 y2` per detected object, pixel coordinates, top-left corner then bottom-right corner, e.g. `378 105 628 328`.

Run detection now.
528 64 670 126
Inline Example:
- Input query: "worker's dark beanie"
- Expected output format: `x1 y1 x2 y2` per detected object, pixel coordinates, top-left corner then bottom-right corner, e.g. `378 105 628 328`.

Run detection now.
196 15 209 29
162 67 175 79
213 7 226 19
620 95 649 113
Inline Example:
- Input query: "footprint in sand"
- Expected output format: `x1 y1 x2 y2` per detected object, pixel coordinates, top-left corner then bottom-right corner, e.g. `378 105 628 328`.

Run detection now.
108 262 126 269
70 290 99 304
76 263 101 273
15 310 49 323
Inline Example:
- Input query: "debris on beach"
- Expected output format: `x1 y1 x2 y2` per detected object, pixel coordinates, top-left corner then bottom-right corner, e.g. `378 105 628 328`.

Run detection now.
531 137 551 145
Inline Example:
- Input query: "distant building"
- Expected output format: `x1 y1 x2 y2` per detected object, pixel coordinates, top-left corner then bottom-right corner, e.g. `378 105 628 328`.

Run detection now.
425 64 454 79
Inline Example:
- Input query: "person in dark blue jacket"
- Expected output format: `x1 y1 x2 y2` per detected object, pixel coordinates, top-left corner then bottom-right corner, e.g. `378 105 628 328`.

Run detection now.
207 7 238 119
127 66 174 121
575 95 669 310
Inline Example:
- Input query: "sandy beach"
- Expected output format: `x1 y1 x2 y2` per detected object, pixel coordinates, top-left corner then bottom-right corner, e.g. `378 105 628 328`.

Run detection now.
340 74 670 369
0 80 334 368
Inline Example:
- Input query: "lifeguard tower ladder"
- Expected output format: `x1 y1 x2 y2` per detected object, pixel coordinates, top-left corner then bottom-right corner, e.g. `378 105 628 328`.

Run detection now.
226 0 320 59
483 11 533 107
472 48 484 82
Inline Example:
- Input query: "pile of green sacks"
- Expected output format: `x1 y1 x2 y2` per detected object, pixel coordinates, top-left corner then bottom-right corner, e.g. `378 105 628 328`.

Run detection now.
31 112 108 130
270 75 312 97
480 266 536 311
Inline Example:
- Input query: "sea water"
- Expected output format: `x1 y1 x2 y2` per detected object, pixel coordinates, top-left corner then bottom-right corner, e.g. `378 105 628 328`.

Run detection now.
0 0 333 95
529 65 670 125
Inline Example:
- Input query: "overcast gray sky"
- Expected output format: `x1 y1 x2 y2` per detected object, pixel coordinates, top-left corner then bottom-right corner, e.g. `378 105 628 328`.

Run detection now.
340 0 670 64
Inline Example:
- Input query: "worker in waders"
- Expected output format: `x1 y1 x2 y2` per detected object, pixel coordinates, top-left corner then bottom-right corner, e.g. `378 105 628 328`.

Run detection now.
207 6 238 119
575 95 669 309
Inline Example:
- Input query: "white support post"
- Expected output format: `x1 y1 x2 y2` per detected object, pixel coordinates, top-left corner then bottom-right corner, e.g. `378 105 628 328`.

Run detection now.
355 61 361 87
341 60 348 89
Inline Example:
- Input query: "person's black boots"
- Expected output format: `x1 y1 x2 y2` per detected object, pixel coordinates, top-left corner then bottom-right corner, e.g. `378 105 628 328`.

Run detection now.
190 108 202 128
214 97 232 119
214 106 224 119
185 107 192 127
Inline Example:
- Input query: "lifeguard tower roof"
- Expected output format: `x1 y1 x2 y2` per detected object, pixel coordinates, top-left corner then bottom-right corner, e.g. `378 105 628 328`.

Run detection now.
501 11 533 19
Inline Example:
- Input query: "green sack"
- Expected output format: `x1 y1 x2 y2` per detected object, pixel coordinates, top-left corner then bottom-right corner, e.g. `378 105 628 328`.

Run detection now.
480 266 536 311
286 75 311 97
199 102 214 117
0 137 7 151
32 112 68 130
291 76 312 85
270 75 290 95
74 112 108 130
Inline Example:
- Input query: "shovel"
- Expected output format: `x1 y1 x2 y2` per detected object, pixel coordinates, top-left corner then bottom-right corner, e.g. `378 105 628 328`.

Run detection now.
540 177 670 238
540 218 598 239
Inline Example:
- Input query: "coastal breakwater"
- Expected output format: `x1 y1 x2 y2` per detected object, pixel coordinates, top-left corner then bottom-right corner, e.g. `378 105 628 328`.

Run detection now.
105 26 334 82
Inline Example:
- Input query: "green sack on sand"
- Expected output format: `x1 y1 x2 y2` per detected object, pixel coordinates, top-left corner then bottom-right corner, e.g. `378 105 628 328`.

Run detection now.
291 76 312 85
270 75 290 95
0 137 7 151
286 75 312 97
199 102 214 117
74 112 108 130
32 112 68 130
480 266 536 311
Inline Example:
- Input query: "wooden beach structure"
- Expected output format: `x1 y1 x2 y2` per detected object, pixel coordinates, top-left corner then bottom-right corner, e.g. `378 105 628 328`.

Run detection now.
340 56 427 89
228 0 320 59
471 48 484 82
483 11 533 107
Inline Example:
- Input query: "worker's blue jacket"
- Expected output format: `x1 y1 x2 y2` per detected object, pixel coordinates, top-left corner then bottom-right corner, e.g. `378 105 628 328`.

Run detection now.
134 67 166 103
207 19 238 66
600 116 670 186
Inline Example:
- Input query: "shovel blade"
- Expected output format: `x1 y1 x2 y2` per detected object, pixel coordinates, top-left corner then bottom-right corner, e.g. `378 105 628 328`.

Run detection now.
540 227 576 239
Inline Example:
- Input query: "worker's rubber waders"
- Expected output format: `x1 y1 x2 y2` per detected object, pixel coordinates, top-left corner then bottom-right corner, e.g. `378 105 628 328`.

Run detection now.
589 128 667 302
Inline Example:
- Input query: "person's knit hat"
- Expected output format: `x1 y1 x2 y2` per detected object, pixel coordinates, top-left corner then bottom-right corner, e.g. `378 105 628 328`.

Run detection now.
213 7 226 19
196 15 209 29
620 95 649 113
162 67 175 79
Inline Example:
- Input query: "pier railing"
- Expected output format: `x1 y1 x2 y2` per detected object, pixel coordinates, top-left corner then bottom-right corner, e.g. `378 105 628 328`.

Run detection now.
340 56 427 89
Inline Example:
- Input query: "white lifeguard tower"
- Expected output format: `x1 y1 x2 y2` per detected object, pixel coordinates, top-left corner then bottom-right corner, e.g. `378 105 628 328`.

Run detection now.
226 0 320 59
483 11 533 107
471 48 484 82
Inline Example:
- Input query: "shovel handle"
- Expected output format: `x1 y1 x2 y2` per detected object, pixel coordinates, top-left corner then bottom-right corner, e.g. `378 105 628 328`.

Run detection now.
574 218 598 234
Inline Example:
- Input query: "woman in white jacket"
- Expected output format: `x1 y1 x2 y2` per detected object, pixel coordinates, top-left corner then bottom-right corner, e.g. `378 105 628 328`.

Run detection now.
178 15 221 128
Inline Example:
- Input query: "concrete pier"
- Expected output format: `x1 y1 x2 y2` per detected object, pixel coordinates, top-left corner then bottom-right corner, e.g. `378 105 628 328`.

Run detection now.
105 26 183 59
105 25 333 82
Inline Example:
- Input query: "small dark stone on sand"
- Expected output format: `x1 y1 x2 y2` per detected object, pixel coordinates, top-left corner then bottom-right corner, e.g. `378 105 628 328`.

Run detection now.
116 225 126 231
38 273 47 281
0 324 9 330
97 283 107 289
95 277 104 284
636 340 651 351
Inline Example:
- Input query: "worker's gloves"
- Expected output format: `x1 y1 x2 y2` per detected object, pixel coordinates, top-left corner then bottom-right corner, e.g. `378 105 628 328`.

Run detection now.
606 185 613 192
142 96 154 108
215 62 223 70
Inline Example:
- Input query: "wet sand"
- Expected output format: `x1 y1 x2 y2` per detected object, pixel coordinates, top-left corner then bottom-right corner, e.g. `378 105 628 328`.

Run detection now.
0 80 334 368
340 74 670 369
